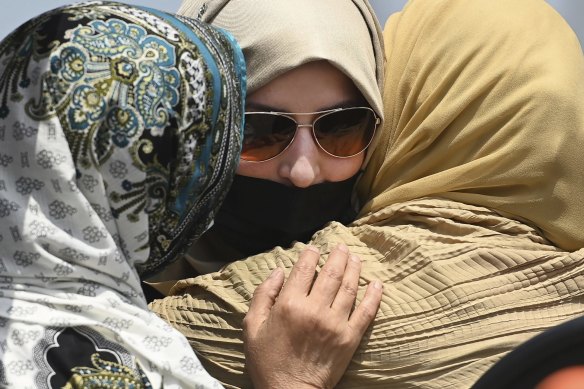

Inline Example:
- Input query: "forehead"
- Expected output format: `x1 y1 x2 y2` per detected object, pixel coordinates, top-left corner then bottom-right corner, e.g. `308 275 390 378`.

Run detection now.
246 60 363 112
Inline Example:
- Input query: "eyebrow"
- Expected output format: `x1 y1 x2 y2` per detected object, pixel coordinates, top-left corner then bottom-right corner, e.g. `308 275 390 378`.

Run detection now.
245 98 367 113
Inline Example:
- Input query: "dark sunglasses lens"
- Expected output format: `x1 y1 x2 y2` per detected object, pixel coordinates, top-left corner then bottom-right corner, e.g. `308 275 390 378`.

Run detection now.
241 113 297 161
314 108 376 157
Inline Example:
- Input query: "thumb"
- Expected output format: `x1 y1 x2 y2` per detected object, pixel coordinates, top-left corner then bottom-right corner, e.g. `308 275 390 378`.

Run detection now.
244 268 285 333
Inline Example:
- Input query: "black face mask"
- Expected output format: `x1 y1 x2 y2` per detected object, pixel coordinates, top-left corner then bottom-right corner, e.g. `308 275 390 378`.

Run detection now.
209 173 359 257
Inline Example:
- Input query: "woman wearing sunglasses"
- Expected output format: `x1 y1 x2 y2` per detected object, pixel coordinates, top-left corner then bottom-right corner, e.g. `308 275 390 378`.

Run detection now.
0 1 382 387
151 0 584 387
142 0 384 281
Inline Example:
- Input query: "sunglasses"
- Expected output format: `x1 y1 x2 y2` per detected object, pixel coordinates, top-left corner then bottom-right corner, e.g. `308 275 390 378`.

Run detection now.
241 106 379 162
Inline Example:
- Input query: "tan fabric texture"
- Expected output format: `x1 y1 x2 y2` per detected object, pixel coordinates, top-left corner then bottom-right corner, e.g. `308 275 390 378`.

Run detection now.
149 0 584 387
357 0 584 251
151 199 584 388
177 0 385 120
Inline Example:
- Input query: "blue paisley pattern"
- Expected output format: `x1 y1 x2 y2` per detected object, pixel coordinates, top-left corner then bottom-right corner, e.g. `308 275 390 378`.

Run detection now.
0 1 245 388
43 17 182 157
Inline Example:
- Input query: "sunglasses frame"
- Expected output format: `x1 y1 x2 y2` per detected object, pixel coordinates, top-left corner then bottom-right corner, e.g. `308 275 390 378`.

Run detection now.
242 106 380 162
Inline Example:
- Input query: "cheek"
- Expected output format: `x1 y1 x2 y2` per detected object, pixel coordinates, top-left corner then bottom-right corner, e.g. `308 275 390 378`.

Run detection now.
235 152 365 183
235 159 280 181
321 153 365 181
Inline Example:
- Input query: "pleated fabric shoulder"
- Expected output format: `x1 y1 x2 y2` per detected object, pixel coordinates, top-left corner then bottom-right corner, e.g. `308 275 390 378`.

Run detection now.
152 198 584 388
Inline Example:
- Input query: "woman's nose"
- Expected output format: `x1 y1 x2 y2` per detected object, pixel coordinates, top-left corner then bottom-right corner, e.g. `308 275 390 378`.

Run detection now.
277 127 322 188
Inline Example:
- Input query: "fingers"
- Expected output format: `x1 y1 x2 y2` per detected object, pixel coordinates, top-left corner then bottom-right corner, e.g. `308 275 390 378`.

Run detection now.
331 254 361 316
310 244 350 306
245 268 285 333
347 280 382 338
279 246 320 299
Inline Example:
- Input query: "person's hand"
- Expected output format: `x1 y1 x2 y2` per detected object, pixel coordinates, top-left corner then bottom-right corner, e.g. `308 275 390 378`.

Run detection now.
243 244 383 389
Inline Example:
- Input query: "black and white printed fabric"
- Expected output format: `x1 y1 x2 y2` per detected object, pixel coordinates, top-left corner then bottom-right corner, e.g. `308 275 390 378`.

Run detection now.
0 1 245 387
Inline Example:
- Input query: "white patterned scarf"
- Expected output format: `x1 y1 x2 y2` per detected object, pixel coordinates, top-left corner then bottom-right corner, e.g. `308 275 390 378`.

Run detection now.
0 1 245 387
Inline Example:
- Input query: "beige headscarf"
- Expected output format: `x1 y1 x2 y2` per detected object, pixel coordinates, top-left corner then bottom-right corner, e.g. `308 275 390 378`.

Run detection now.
357 0 584 251
178 0 384 119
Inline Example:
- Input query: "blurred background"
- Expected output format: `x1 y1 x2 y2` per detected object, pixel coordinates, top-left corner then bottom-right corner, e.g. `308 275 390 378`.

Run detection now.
0 1 582 47
371 0 583 47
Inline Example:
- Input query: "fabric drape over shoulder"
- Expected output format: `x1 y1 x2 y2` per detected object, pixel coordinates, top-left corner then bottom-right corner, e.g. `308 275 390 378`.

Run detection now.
150 0 584 388
357 0 584 251
0 1 244 387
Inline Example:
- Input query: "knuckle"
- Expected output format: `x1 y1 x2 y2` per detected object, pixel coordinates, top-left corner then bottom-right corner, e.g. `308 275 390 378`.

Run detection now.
296 305 322 329
312 313 337 334
340 282 358 298
312 317 331 335
256 285 276 301
278 297 298 315
338 334 356 348
252 283 267 298
294 261 316 277
321 266 343 282
359 302 377 322
329 323 345 337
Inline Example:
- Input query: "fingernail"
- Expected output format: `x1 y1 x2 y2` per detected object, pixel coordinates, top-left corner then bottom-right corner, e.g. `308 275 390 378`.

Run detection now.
337 243 348 253
350 254 361 263
305 245 320 253
373 280 383 290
